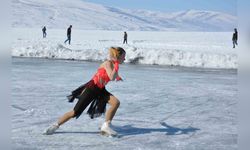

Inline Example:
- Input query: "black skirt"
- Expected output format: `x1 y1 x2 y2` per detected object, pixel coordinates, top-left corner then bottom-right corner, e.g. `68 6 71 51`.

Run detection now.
67 80 112 119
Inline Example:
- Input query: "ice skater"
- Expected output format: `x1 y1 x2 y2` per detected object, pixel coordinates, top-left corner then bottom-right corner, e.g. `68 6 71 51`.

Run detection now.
232 28 238 48
45 47 126 136
64 25 72 45
42 26 46 38
123 32 128 44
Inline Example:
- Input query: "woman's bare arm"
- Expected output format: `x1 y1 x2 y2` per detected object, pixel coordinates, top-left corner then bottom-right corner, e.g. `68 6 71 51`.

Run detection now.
104 61 118 81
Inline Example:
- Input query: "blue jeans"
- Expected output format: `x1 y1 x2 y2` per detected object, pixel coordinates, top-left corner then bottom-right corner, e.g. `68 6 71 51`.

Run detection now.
64 36 71 45
233 40 237 48
43 32 46 38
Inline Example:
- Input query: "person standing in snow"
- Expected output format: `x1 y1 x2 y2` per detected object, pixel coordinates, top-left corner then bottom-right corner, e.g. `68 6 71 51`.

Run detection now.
64 25 72 45
232 28 238 48
45 47 126 136
123 32 128 44
42 26 46 38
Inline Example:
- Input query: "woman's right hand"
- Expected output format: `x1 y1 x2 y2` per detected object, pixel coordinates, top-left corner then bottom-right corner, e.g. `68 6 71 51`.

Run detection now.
116 76 123 81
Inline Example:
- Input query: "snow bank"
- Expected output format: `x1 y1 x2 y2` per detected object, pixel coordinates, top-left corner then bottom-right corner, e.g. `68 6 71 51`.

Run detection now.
12 28 238 69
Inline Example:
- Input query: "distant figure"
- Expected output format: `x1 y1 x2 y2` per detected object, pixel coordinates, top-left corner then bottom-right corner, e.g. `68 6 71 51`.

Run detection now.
123 32 128 44
232 28 238 48
42 26 46 38
64 25 72 45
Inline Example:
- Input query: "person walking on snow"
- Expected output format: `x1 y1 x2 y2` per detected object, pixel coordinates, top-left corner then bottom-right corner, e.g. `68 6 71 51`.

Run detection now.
123 32 128 44
64 25 72 45
45 47 126 136
42 26 46 38
232 28 238 48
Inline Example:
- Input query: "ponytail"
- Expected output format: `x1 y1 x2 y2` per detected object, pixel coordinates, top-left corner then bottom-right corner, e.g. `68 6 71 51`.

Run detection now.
109 47 126 59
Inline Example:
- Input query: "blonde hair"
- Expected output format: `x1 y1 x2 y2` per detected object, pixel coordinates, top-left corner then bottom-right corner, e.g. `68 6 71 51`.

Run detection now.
109 47 126 59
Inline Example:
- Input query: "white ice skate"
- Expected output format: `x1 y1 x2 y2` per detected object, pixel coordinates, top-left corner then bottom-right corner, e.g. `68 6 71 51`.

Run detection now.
100 122 117 137
44 123 59 135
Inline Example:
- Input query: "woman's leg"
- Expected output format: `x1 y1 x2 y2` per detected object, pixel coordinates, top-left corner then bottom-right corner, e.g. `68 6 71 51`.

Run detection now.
105 95 120 123
45 110 75 134
57 110 75 126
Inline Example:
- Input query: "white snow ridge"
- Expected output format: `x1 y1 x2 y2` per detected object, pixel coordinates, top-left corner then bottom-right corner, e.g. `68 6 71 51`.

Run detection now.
12 28 237 69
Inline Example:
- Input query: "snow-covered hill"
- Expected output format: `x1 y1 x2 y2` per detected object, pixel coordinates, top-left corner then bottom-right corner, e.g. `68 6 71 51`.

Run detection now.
12 0 237 31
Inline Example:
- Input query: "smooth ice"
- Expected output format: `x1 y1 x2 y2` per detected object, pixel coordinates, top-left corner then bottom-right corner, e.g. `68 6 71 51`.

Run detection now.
12 57 237 150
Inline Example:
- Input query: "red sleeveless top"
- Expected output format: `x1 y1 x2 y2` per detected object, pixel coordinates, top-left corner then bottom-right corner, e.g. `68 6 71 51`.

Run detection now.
92 68 110 89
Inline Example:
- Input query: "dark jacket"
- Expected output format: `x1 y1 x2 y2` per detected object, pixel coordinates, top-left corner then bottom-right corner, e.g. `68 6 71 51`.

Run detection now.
42 27 46 32
124 32 127 39
232 31 238 41
67 27 71 37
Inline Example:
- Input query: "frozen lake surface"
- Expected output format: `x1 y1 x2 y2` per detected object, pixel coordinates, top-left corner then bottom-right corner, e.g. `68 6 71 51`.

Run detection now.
12 57 237 150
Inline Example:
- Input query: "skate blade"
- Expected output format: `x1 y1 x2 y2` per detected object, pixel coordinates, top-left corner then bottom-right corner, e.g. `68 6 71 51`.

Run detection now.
43 129 55 135
43 131 52 135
